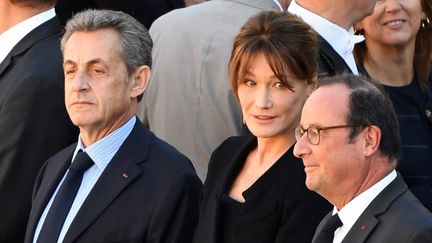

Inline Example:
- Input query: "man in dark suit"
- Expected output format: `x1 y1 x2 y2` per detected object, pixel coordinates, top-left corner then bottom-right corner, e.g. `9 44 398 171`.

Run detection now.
288 0 377 76
24 9 202 243
294 74 432 243
0 1 78 242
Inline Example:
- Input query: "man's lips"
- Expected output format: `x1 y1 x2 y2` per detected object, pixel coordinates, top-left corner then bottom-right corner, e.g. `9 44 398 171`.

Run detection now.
304 164 319 172
71 101 93 106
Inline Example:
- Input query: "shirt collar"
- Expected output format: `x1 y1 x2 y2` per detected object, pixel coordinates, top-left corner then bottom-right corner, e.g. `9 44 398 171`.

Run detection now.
332 170 397 241
288 1 364 64
74 116 137 170
0 8 56 64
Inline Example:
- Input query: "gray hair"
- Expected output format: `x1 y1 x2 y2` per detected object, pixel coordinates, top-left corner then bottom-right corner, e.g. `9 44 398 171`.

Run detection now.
61 9 152 76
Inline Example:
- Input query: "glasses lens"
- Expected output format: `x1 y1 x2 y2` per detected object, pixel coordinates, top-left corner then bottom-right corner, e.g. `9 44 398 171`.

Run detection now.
295 127 303 141
308 127 320 145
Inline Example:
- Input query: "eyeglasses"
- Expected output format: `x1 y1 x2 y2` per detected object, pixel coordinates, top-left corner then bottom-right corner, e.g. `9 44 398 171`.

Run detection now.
294 124 365 145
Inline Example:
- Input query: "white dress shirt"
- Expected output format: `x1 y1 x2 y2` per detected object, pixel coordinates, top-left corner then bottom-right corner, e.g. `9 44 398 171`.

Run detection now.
33 116 137 243
0 8 56 64
288 0 364 75
331 170 397 243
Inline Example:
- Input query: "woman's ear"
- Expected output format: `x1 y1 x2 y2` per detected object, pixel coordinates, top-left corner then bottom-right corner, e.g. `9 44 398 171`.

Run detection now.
130 65 151 99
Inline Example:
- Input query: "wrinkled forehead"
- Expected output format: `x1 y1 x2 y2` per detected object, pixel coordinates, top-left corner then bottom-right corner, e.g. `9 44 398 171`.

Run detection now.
63 30 123 64
300 83 351 127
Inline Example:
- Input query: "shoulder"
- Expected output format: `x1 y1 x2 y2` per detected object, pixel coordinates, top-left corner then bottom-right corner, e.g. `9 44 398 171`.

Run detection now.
125 127 202 190
386 190 432 226
144 131 199 176
208 135 251 168
7 22 63 86
150 0 273 35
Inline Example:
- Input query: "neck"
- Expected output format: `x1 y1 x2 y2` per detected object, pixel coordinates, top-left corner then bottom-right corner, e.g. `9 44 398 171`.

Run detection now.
0 2 51 33
330 156 395 210
296 0 353 30
363 40 415 86
79 109 136 147
254 134 295 167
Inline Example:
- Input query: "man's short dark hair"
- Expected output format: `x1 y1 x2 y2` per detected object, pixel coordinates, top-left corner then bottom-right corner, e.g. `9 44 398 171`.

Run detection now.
319 73 401 162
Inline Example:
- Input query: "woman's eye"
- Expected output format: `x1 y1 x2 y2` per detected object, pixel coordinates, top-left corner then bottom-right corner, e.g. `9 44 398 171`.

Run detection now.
274 82 286 88
244 80 255 86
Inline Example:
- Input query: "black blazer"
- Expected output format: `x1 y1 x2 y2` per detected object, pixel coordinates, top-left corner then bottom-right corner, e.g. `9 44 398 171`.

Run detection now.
193 135 331 243
25 120 202 243
0 17 78 243
317 35 352 78
313 174 432 243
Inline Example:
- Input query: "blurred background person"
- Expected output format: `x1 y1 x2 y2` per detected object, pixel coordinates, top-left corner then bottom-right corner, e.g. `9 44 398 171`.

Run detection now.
54 0 189 29
354 0 432 210
288 0 378 77
192 11 331 243
140 0 284 180
0 0 77 242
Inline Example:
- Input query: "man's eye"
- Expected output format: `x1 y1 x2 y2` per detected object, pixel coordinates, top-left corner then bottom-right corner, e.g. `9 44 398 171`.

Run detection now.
93 69 104 74
65 69 75 75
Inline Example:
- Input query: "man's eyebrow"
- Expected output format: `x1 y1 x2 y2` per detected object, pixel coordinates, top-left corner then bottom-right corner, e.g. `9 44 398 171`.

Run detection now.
63 58 106 66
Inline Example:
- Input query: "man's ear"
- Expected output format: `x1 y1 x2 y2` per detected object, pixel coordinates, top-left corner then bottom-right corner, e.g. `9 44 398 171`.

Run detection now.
130 65 151 99
363 125 381 156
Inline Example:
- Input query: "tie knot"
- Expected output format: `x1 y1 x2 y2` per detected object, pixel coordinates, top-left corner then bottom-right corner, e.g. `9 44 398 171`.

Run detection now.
69 151 94 173
323 213 343 233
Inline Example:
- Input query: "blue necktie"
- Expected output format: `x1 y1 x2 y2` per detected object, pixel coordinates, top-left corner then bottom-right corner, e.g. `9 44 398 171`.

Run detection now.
37 150 94 243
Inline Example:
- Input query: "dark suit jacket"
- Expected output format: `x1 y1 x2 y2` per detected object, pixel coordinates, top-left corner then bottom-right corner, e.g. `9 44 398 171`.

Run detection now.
0 17 78 243
55 0 185 29
193 135 331 243
317 35 352 78
25 120 202 243
312 174 432 243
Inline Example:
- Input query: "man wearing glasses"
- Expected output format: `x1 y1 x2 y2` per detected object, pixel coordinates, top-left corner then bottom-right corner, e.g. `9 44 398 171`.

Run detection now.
294 73 432 243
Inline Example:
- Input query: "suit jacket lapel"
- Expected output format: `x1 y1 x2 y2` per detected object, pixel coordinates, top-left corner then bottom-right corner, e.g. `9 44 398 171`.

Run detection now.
0 17 62 76
342 174 407 243
63 121 151 243
25 144 76 242
317 35 352 77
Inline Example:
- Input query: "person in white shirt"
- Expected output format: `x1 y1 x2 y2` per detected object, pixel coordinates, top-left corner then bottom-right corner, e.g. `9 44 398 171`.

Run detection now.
294 73 432 243
0 1 77 242
288 0 377 76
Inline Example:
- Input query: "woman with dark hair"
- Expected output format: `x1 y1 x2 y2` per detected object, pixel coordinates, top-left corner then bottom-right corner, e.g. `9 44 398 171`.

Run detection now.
192 10 331 243
354 0 432 210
